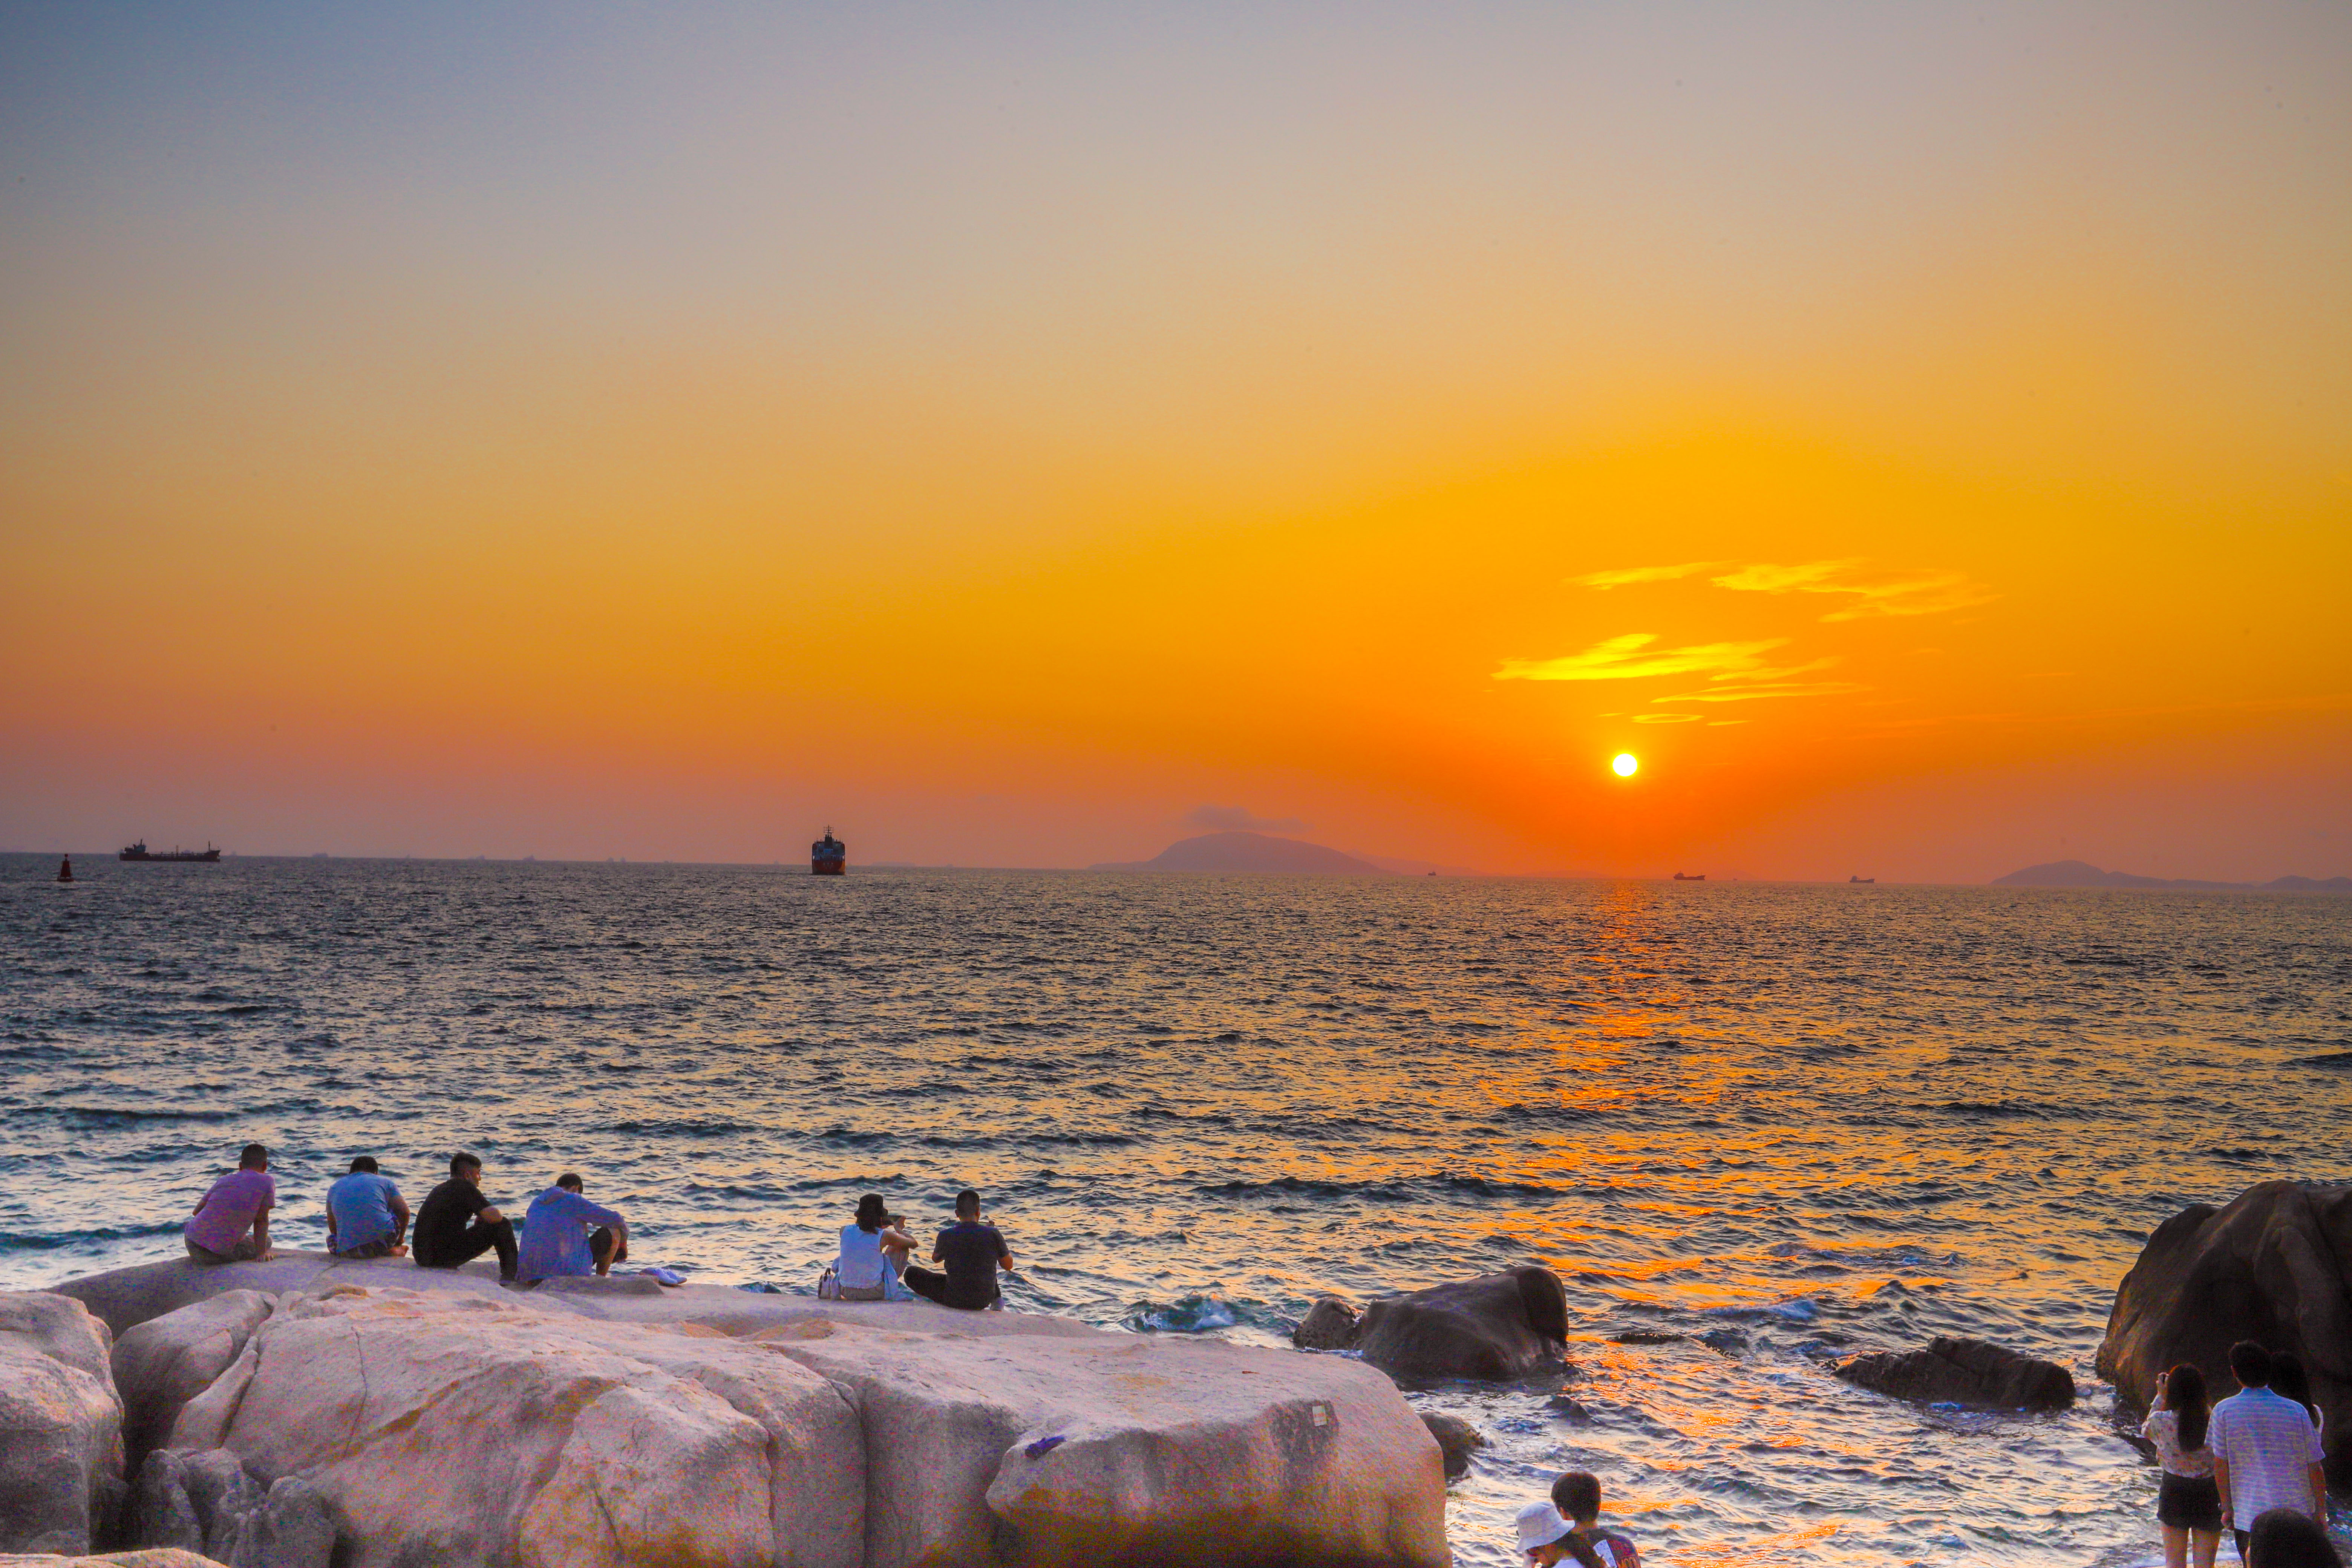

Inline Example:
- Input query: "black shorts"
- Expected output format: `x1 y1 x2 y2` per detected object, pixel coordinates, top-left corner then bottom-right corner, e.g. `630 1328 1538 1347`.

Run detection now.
2157 1473 2222 1533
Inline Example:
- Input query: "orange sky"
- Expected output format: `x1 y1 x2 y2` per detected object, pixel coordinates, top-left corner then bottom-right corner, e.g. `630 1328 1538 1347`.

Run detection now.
3 4 2346 879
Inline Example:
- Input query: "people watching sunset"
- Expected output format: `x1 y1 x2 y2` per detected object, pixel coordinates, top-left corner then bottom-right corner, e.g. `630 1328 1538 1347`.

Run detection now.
902 1188 1012 1311
185 1142 275 1264
518 1172 629 1284
2209 1340 2327 1557
826 1193 918 1301
412 1152 517 1282
2144 1363 2222 1568
324 1155 409 1259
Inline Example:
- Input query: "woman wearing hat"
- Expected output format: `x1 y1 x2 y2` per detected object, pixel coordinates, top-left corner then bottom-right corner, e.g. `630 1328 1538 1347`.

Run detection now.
1516 1471 1640 1566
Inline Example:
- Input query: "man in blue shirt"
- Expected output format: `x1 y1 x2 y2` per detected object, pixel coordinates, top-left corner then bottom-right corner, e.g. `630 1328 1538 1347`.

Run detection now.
324 1156 410 1259
518 1172 629 1284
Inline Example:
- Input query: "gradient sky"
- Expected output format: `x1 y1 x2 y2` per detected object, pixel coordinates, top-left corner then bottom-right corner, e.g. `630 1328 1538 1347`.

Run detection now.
4 2 2346 879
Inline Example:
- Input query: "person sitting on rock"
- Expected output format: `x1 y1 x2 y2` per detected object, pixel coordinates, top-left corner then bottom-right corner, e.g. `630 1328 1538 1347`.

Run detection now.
2210 1340 2327 1559
325 1156 410 1259
902 1188 1012 1311
1547 1472 1639 1566
518 1172 629 1285
185 1142 276 1264
828 1194 919 1301
411 1152 518 1282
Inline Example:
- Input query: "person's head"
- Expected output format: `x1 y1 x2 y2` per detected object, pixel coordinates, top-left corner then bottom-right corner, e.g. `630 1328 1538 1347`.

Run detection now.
2245 1508 2344 1568
450 1153 483 1184
2230 1340 2274 1389
1550 1471 1601 1526
556 1173 583 1193
2162 1364 2210 1450
238 1143 269 1171
955 1189 981 1220
1515 1502 1573 1565
2270 1351 2319 1419
349 1156 378 1174
854 1194 888 1232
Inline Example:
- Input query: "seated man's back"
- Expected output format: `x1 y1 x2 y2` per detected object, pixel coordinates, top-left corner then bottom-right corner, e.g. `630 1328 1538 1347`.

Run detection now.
518 1175 627 1283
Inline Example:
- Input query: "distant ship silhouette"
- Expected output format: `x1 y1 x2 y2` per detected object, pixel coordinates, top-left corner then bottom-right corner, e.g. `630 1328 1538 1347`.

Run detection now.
811 828 846 876
1672 871 1704 881
119 840 220 863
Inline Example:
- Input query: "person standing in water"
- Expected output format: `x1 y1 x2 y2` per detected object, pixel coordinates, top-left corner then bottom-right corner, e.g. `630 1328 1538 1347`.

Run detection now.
2145 1364 2223 1568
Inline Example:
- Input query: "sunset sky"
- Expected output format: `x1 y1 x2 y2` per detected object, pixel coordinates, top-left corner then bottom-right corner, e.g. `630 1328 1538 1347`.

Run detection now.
4 3 2346 880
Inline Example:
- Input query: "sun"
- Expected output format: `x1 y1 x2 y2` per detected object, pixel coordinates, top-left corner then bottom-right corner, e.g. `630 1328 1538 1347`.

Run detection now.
1612 753 1638 778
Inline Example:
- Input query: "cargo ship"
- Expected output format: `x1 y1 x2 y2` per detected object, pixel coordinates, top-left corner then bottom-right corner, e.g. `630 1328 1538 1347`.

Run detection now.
1672 871 1705 881
810 829 845 876
120 841 222 863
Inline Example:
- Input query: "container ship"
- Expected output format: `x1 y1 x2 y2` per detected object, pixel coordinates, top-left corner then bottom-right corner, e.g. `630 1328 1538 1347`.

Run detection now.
810 829 846 876
120 841 221 863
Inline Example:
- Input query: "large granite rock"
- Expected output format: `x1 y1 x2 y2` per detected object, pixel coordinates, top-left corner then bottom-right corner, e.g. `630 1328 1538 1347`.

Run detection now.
1292 1298 1360 1352
2096 1180 2351 1483
0 1292 126 1555
163 1285 864 1568
111 1293 274 1462
1343 1268 1570 1384
753 1317 1447 1568
1835 1336 2075 1411
126 1448 332 1568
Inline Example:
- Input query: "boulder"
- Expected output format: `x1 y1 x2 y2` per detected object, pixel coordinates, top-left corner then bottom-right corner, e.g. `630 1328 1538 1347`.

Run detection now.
126 1449 334 1568
162 1286 864 1568
111 1293 274 1461
0 1292 125 1555
1835 1336 2075 1410
1291 1298 1360 1352
754 1317 1449 1568
1349 1268 1570 1384
2095 1180 2352 1483
1417 1411 1484 1481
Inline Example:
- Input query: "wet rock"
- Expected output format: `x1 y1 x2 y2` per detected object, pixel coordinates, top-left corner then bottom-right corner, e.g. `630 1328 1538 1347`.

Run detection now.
1417 1410 1485 1480
1350 1268 1569 1384
111 1293 274 1462
0 1292 125 1555
1610 1330 1684 1345
2095 1179 2350 1483
1835 1335 2075 1410
1292 1298 1360 1351
756 1316 1448 1568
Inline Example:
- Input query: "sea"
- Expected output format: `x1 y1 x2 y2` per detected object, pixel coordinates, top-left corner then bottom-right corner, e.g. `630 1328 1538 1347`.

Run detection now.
3 854 2346 1566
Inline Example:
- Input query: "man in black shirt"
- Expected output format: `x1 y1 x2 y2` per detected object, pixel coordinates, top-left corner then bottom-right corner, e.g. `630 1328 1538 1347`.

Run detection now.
904 1188 1013 1311
410 1152 518 1282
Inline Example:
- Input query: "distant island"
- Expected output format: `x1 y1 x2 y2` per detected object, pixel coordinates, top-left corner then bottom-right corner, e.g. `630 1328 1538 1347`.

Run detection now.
1992 859 2352 893
1090 831 1395 874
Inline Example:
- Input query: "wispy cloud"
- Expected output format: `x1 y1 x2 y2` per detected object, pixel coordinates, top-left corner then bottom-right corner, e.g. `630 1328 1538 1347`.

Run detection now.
1712 560 1994 621
1566 558 1993 621
1632 712 1703 724
1568 562 1721 589
1651 680 1870 704
1188 804 1305 833
1493 633 1785 683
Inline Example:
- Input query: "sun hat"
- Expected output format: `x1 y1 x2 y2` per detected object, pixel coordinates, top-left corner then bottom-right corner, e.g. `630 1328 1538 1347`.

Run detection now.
1516 1501 1572 1553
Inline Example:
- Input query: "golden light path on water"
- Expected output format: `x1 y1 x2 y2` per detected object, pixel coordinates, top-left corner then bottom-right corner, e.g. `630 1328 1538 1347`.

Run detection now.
0 859 2346 1565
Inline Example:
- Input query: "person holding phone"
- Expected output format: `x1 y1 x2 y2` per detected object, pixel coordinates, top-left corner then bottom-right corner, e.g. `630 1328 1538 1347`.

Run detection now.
2144 1364 2223 1568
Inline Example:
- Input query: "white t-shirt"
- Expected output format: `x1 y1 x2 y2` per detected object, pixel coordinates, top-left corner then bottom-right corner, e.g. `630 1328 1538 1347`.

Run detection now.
2208 1388 2322 1523
835 1224 890 1291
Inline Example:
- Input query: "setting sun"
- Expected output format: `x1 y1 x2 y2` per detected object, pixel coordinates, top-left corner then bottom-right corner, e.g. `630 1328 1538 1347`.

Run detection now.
1612 754 1640 778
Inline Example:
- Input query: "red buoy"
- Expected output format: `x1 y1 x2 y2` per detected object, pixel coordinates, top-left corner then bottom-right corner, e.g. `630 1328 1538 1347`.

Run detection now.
57 855 74 883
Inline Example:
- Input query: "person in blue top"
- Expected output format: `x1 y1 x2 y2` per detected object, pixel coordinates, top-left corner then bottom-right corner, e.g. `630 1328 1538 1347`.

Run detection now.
518 1173 629 1285
324 1156 410 1259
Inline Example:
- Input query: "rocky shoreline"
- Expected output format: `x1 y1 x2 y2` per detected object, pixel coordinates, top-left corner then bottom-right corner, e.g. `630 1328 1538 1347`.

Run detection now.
4 1179 2344 1566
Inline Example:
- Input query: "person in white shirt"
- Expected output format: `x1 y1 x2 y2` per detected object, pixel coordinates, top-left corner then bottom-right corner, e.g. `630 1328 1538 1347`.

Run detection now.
2208 1341 2326 1561
2144 1363 2223 1568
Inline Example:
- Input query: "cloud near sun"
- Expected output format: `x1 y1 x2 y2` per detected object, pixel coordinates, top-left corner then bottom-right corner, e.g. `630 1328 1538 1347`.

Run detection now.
1491 635 1868 706
1567 559 1993 621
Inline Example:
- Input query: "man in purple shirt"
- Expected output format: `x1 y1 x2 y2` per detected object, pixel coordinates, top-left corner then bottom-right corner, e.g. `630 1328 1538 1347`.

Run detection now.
517 1173 629 1284
2209 1340 2327 1559
185 1143 276 1263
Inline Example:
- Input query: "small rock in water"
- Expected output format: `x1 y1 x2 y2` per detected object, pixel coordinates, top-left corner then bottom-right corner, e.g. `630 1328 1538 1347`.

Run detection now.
1293 1297 1360 1352
1417 1410 1485 1481
1610 1329 1684 1345
1835 1335 2075 1411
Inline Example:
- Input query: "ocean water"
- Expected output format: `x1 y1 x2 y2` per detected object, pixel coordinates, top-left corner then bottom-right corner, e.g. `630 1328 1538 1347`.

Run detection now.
3 854 2347 1566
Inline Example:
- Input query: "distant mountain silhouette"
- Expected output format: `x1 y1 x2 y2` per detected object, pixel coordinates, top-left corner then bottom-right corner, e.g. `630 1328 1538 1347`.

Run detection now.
1090 831 1394 875
1993 860 2352 893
